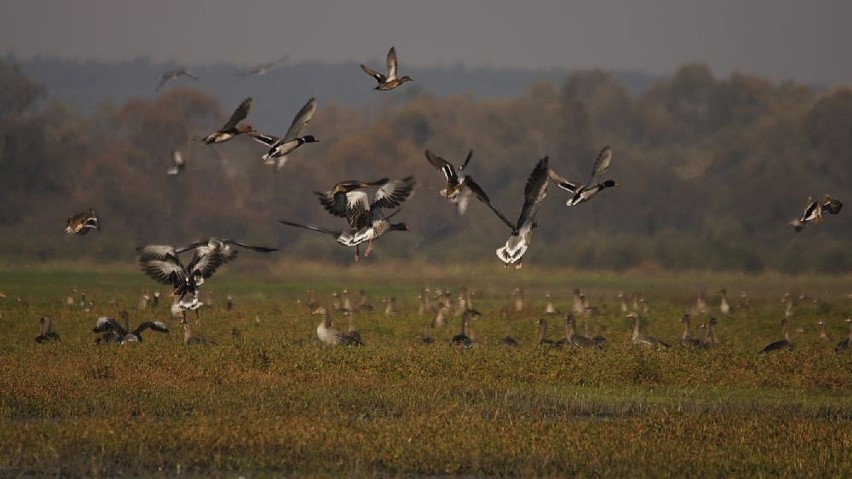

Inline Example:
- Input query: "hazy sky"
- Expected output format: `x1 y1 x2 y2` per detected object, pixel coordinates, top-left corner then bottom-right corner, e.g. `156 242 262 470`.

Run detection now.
3 0 851 86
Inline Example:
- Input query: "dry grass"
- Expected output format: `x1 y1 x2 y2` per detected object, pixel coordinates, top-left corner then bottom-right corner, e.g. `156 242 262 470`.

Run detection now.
1 263 850 477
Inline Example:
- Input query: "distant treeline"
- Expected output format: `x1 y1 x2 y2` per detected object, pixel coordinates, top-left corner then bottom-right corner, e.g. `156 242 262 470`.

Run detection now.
0 59 849 273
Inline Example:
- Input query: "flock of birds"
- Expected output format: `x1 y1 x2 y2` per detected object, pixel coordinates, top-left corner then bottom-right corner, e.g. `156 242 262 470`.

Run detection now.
52 46 849 354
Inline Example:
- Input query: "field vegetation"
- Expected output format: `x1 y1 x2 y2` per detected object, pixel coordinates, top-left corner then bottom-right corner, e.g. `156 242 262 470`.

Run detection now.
1 262 850 477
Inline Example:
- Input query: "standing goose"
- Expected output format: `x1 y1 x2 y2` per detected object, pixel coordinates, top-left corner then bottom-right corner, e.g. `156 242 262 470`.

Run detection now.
702 317 719 347
451 309 479 348
197 97 254 144
501 310 519 346
759 319 793 354
496 157 550 268
835 318 852 352
154 66 198 92
65 208 101 235
789 194 843 231
179 311 215 345
719 288 733 315
424 149 514 223
313 307 362 346
562 314 597 348
548 146 618 206
537 318 558 347
360 46 413 91
680 314 703 348
344 309 363 344
92 314 169 345
35 316 61 343
817 320 831 342
250 97 318 170
544 292 559 315
628 312 671 349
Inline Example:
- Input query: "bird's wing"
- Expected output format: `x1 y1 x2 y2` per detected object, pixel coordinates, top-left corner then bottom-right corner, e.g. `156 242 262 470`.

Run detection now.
316 191 350 218
424 149 459 186
279 220 342 238
386 46 398 80
154 75 168 92
93 316 127 336
134 321 170 335
180 69 198 80
248 131 279 148
372 176 416 210
221 97 252 131
460 149 474 171
346 190 373 229
465 176 516 230
360 64 386 83
516 157 550 231
588 145 612 185
283 97 317 141
546 167 579 194
140 259 188 287
137 245 180 263
221 239 279 253
187 248 225 281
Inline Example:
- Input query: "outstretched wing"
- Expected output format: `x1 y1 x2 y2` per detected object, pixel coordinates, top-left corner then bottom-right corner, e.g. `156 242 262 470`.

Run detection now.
386 46 399 80
465 176 515 230
372 176 416 210
515 157 550 231
284 97 317 141
424 149 460 187
360 64 386 83
221 97 252 131
587 146 612 186
221 239 278 253
546 168 579 194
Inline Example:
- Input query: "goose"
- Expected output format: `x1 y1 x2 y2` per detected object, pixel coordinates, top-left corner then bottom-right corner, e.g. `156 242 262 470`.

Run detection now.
424 148 515 222
817 320 831 341
313 307 362 346
513 287 526 312
167 149 185 175
179 311 215 345
65 208 100 235
420 324 435 345
236 55 287 76
548 146 617 206
679 314 703 348
617 292 629 313
789 194 843 231
544 292 559 315
154 66 197 92
360 46 413 91
35 316 61 343
249 97 318 170
702 317 719 347
138 238 276 309
695 292 708 314
759 319 793 354
344 309 363 344
501 310 518 346
537 318 558 347
718 289 733 315
628 312 671 349
418 287 432 316
495 157 550 268
357 290 374 311
564 314 598 348
835 319 852 352
572 289 586 316
197 97 254 144
451 309 478 348
382 296 398 316
92 313 169 345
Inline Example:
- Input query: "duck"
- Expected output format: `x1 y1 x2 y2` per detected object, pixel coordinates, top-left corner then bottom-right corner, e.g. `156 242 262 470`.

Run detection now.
92 313 169 345
679 314 703 348
495 157 550 268
759 319 793 354
197 97 254 144
154 66 198 92
35 316 61 343
236 56 287 76
789 194 843 231
249 97 318 170
628 312 671 349
65 208 101 235
424 149 515 222
313 307 362 346
137 237 277 309
360 46 413 91
835 318 852 352
167 149 185 175
548 146 617 206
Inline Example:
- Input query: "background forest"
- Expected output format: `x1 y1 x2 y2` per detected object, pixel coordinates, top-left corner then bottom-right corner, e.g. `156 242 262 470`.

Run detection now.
1 58 850 273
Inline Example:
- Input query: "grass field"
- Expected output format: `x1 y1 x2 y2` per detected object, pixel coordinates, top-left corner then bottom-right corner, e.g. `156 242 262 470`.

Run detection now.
1 260 851 477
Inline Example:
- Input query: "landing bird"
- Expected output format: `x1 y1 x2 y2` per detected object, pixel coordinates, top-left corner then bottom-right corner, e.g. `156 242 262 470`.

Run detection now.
197 97 254 144
92 315 169 345
495 157 550 268
360 46 413 91
65 208 101 235
789 194 843 231
249 97 318 170
548 146 618 206
155 67 198 92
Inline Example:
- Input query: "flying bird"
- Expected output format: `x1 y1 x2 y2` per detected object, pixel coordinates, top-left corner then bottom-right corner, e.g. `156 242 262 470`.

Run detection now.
167 149 185 175
92 315 169 345
249 97 318 170
65 208 101 235
424 148 514 223
789 194 843 231
197 97 254 144
495 157 550 268
360 46 414 91
236 56 288 76
155 67 198 92
137 238 277 309
548 146 618 206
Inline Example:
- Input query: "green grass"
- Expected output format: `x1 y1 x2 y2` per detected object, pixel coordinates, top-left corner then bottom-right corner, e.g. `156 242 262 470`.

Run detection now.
1 262 851 477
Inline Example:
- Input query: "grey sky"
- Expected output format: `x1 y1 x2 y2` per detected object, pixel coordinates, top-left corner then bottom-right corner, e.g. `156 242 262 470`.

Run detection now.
3 0 850 86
